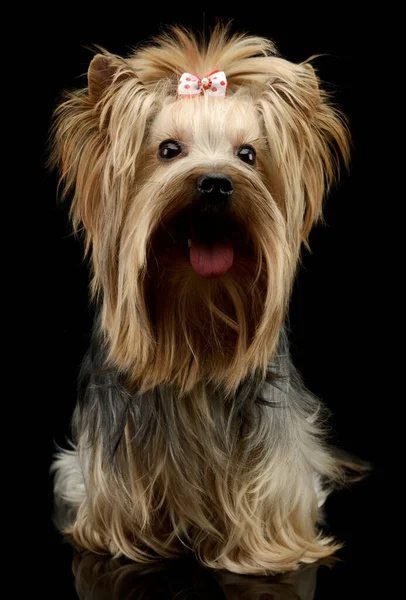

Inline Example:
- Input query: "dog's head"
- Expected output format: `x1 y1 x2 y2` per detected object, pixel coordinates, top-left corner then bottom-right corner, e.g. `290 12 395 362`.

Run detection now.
51 25 349 393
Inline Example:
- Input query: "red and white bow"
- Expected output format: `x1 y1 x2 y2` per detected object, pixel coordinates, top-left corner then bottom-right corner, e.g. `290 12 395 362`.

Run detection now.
177 70 228 97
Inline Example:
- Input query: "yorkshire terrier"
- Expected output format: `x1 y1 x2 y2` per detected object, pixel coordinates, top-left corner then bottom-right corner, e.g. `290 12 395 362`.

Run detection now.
51 24 354 575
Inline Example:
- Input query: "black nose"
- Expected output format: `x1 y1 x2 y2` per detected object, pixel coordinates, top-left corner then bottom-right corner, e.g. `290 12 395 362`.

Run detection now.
197 172 234 199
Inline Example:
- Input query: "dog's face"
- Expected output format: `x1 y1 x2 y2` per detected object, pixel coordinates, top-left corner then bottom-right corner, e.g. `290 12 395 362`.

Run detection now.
51 27 349 393
148 98 277 277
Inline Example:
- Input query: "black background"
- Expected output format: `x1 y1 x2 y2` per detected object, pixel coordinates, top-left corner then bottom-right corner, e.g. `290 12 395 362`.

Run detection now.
34 8 397 599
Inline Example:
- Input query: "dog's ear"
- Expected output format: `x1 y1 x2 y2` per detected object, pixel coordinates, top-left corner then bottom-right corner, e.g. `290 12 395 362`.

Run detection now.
88 54 118 101
87 54 139 103
270 61 322 117
257 59 350 242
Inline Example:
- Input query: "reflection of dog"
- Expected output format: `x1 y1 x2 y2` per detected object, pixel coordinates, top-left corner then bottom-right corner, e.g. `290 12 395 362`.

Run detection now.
73 551 321 600
51 24 353 574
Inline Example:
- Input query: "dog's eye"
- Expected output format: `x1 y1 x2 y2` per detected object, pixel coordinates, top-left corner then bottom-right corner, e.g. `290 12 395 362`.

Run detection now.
237 145 256 166
158 140 183 160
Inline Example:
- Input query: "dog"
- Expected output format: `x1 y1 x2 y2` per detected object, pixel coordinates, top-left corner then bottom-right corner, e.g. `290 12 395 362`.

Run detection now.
50 23 354 575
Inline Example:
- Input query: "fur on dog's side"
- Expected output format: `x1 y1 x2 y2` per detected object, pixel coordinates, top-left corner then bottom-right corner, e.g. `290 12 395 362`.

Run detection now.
50 24 353 574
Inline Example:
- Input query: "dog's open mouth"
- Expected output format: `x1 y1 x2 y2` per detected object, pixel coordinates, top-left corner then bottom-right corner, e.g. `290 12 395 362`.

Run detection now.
188 209 235 278
151 206 242 279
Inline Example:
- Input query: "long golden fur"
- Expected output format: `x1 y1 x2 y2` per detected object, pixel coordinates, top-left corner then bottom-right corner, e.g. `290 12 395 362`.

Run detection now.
50 23 352 574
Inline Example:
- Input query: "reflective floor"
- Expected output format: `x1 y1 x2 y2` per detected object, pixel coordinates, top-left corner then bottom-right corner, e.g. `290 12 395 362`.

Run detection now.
47 468 389 599
72 551 320 599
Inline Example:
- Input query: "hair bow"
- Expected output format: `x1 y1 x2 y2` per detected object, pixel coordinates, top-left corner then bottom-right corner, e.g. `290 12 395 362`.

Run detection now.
177 70 227 98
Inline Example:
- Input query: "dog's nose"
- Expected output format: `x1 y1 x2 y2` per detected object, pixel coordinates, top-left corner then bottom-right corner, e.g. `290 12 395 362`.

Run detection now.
196 172 234 200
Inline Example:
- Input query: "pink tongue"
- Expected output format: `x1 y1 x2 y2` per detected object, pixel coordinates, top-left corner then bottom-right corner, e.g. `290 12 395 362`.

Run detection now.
190 241 234 278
